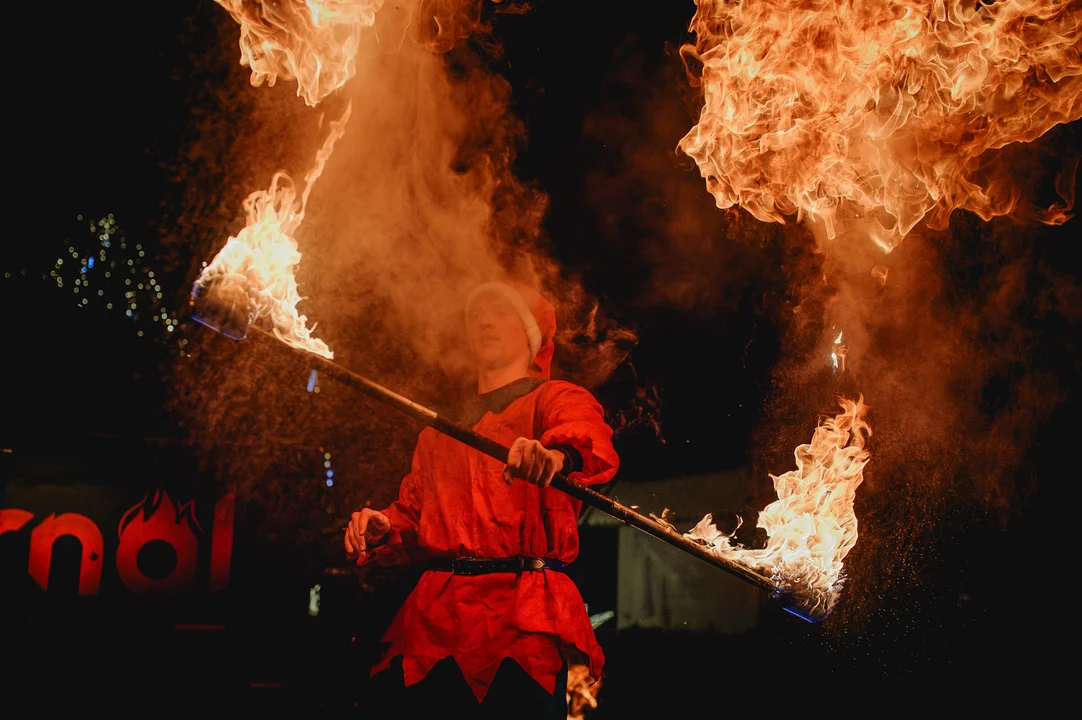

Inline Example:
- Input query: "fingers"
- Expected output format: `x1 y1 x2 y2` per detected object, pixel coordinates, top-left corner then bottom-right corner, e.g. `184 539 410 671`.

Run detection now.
348 512 365 549
539 451 561 489
526 448 545 486
349 528 367 560
368 510 391 539
346 537 367 558
347 526 364 560
346 510 392 563
346 511 370 561
505 439 526 485
505 439 565 488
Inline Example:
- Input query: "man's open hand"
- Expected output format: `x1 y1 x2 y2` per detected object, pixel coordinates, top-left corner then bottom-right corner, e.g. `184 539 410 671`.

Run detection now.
504 437 565 488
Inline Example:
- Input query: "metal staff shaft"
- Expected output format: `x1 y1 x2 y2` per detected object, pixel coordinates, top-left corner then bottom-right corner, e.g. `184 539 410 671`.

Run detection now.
253 326 777 594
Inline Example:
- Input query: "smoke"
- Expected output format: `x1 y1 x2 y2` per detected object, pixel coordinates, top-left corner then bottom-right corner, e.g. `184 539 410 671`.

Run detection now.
664 0 1082 642
579 37 788 456
581 38 776 317
165 1 634 532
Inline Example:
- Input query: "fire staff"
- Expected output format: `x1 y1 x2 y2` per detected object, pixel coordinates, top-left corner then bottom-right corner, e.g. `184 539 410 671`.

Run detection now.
345 280 619 718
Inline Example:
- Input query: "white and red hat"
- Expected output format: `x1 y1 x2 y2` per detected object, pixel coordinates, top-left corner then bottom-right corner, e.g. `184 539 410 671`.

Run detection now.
465 280 556 380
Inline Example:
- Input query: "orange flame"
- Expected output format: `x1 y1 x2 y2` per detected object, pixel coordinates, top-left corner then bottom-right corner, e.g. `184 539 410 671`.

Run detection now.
214 0 385 107
679 0 1082 252
193 103 351 358
686 397 870 618
194 1 385 357
566 663 602 720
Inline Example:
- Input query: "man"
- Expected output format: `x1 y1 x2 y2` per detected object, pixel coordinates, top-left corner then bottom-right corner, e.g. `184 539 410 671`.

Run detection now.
345 280 619 718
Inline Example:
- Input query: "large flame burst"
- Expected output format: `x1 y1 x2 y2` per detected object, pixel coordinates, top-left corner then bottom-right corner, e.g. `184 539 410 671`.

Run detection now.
679 0 1082 253
687 398 871 618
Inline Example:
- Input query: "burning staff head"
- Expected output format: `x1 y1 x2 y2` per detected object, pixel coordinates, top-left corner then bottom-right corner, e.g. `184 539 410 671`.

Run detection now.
190 270 253 342
686 397 870 620
190 105 351 360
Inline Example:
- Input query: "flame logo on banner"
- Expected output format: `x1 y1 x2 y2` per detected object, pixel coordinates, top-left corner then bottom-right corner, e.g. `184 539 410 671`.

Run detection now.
116 491 204 595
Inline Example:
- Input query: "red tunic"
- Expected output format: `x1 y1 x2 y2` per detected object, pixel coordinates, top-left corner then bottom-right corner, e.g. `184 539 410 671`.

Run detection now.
362 379 619 701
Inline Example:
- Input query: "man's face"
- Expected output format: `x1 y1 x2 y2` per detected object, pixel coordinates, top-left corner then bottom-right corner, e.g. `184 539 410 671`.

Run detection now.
466 290 531 371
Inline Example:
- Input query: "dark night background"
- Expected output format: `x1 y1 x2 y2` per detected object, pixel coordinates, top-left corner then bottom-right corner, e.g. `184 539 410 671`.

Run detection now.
2 0 1078 713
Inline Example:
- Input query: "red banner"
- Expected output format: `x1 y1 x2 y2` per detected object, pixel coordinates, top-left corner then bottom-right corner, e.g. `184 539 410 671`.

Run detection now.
0 490 235 596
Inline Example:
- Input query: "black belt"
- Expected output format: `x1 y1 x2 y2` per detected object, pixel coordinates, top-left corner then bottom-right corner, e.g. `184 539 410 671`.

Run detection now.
427 556 565 576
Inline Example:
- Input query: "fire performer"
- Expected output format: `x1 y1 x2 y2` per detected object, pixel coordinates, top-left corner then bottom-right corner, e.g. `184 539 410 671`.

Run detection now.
345 280 619 718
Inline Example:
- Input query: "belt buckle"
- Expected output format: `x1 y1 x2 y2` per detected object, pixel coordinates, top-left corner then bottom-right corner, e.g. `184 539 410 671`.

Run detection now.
525 557 544 571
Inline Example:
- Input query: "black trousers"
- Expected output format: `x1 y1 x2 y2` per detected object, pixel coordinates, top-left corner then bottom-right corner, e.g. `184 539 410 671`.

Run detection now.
364 655 568 720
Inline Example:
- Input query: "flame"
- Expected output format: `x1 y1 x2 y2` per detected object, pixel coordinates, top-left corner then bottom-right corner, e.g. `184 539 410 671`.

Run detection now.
566 664 602 720
686 397 870 619
116 490 204 594
192 103 351 359
679 0 1082 252
118 490 204 541
194 1 386 357
831 327 848 372
214 0 385 107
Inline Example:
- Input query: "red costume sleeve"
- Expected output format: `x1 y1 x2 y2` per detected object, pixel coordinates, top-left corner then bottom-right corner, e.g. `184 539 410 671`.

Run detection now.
357 432 428 567
539 381 619 486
